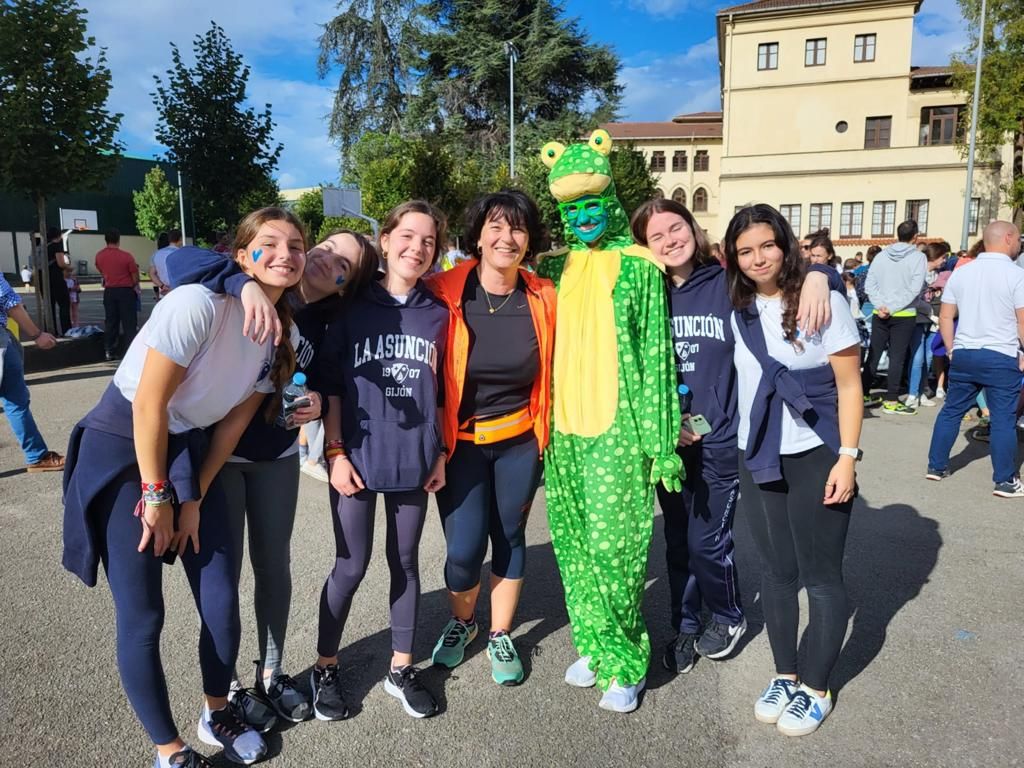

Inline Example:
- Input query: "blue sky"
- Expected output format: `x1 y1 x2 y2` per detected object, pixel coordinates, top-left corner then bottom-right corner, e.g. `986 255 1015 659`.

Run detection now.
84 0 969 189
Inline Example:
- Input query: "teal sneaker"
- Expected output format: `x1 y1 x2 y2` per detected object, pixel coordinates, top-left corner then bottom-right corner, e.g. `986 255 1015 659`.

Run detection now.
486 632 524 686
431 617 478 669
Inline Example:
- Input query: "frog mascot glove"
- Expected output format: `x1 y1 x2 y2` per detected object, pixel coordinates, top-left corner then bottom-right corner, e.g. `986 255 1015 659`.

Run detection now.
536 129 682 696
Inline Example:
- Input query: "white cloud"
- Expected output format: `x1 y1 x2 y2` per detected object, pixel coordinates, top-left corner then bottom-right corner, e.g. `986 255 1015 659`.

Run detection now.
81 0 339 186
911 0 970 65
618 37 721 120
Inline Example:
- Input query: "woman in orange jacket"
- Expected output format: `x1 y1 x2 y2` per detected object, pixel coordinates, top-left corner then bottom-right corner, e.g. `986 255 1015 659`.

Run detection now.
425 190 556 686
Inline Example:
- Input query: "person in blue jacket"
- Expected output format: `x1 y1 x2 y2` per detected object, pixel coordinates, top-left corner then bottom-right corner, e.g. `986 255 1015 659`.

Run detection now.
164 229 380 731
630 198 839 677
311 201 449 721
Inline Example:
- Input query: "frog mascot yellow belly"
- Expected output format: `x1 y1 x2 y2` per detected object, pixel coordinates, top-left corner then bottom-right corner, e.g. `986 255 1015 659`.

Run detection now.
537 129 683 698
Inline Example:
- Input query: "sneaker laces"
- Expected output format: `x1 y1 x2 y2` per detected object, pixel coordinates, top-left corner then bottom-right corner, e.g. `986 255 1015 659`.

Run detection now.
317 664 341 691
267 672 301 699
762 679 793 706
702 620 729 645
490 634 516 663
397 665 426 693
674 633 696 655
441 619 471 648
167 749 214 768
785 690 813 718
209 705 249 739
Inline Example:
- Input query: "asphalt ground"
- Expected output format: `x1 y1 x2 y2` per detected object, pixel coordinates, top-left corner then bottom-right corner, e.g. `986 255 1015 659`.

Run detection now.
2 364 1023 767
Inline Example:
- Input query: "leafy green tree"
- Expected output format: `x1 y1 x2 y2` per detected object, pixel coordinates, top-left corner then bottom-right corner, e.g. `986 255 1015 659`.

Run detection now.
152 22 282 239
0 0 123 330
132 166 179 240
952 0 1024 213
410 0 621 159
318 0 418 160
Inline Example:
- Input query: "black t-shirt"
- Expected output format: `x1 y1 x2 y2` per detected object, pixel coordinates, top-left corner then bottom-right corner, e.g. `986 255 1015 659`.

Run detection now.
458 269 540 423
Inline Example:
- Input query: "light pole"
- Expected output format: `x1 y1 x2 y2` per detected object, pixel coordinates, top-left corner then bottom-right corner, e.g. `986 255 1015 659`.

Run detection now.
960 0 987 250
504 41 519 178
177 167 187 242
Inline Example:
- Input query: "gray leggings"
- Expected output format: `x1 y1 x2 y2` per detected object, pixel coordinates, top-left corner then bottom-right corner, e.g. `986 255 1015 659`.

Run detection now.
221 453 300 677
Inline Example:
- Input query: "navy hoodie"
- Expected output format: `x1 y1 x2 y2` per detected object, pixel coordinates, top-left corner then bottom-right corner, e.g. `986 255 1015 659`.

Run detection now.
164 246 341 461
666 264 739 450
666 263 844 452
319 280 448 492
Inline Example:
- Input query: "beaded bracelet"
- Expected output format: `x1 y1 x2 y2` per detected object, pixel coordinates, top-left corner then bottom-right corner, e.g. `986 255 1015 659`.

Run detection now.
325 439 344 451
140 480 173 506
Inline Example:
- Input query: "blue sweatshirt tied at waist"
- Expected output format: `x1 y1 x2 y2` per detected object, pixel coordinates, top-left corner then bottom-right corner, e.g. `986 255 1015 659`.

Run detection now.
733 305 840 484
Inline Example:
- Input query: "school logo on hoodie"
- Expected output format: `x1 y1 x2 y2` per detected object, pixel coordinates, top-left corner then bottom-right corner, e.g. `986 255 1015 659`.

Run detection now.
353 334 438 398
671 315 727 374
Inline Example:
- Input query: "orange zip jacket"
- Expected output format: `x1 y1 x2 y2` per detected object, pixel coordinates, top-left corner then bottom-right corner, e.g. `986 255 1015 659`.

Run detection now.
426 259 556 458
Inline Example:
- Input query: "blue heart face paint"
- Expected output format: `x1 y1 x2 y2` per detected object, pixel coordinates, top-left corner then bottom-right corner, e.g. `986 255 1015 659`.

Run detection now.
252 248 263 262
335 275 346 286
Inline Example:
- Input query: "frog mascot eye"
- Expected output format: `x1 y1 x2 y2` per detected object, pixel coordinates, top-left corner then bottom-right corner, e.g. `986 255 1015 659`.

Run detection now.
541 142 566 169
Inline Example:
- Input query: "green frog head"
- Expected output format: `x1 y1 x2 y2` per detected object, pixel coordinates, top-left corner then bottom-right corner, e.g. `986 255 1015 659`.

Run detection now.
542 129 633 250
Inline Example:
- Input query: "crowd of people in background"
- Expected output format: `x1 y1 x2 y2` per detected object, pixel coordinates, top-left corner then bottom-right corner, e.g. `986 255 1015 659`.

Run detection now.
0 146 1019 765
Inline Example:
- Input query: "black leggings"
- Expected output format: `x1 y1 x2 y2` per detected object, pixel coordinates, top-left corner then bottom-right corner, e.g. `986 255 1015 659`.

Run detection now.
863 314 916 399
317 488 427 656
436 432 542 593
737 444 852 692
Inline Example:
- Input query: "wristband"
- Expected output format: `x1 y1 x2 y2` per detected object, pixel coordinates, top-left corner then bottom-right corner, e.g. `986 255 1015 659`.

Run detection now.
140 480 174 506
837 447 862 461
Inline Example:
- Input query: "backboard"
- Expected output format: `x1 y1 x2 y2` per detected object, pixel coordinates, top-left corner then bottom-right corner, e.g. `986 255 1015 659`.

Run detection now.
322 188 362 217
59 208 98 231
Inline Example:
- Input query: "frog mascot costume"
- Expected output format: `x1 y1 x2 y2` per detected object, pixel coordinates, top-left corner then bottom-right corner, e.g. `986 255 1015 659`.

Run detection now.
537 129 682 713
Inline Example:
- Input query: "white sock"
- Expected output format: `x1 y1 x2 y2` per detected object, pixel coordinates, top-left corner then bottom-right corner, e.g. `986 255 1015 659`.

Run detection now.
156 747 189 768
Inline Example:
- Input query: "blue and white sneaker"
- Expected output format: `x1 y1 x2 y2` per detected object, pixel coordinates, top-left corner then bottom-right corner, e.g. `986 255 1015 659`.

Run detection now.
754 677 798 723
598 677 645 713
197 702 267 765
154 746 214 768
776 685 833 736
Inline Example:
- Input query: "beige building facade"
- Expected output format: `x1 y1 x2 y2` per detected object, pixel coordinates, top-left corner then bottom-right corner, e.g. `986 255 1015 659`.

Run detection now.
606 0 1016 258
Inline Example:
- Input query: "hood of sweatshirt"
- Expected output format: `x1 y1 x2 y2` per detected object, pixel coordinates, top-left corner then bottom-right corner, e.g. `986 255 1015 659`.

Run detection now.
669 262 724 297
365 277 439 309
882 242 920 262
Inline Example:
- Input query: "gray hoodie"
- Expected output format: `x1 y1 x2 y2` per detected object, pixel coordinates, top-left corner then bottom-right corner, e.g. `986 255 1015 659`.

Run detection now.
865 242 926 314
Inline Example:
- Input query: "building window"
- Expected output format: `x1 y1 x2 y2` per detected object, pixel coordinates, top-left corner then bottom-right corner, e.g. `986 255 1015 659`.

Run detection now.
872 201 897 237
693 188 708 213
694 150 710 172
671 188 687 206
779 204 802 236
864 116 892 148
758 42 779 71
650 150 665 172
840 202 864 238
905 199 929 235
809 203 832 233
654 188 664 198
968 197 980 235
805 38 827 67
919 106 961 146
854 33 876 62
671 151 687 172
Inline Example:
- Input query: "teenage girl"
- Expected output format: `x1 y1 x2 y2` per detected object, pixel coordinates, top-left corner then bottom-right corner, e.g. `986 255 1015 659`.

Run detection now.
425 190 556 686
62 207 307 767
311 201 449 720
724 204 863 737
630 198 835 676
163 229 380 730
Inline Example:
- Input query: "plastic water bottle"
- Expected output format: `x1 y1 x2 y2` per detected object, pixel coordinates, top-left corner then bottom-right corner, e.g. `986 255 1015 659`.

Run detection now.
677 383 692 414
278 372 309 429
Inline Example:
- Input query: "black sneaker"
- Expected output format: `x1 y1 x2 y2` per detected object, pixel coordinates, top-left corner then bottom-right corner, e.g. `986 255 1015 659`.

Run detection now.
662 633 698 674
311 664 349 721
925 467 950 481
255 664 311 723
695 617 748 660
228 681 278 734
196 703 267 765
383 665 438 718
153 747 215 768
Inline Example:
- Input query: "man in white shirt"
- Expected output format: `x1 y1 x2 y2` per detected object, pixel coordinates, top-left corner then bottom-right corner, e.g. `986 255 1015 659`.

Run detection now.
926 221 1024 497
149 228 181 299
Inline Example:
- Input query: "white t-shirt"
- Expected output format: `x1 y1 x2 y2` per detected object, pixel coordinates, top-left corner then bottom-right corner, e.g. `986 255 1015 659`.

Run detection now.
732 291 861 454
942 252 1024 360
113 285 276 433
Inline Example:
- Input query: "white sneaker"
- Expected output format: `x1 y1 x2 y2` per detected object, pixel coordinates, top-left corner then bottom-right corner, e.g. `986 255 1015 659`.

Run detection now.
754 677 798 724
936 387 946 399
917 394 936 407
776 685 832 736
564 656 597 688
598 678 645 713
905 396 920 409
300 461 329 482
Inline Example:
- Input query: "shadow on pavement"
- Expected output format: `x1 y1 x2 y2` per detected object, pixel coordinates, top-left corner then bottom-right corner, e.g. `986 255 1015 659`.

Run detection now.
27 365 116 387
829 494 941 696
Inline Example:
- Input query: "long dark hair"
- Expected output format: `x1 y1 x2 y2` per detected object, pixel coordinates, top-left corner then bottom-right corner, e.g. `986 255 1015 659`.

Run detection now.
724 204 805 345
231 206 307 422
629 197 715 268
464 190 547 265
809 229 837 265
315 228 379 299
